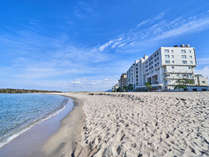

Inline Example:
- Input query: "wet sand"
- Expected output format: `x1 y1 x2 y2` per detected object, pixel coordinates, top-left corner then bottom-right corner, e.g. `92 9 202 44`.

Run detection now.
0 97 74 157
43 95 86 157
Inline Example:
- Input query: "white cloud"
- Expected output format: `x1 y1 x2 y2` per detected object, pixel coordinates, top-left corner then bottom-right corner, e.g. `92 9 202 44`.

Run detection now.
137 12 165 28
97 12 209 53
0 25 129 91
99 40 114 51
71 80 81 85
154 16 209 40
137 19 150 28
2 10 209 91
118 43 127 48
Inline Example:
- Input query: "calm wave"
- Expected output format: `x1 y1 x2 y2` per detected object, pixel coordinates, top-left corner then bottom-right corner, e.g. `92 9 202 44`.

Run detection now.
0 94 69 148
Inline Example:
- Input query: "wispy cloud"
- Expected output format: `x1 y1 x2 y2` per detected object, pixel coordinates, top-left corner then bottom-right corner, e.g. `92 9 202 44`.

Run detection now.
99 38 123 52
154 16 209 40
98 11 209 52
136 19 150 28
2 8 209 91
0 24 131 91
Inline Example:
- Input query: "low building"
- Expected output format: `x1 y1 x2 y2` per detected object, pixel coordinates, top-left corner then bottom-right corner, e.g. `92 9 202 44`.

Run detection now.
185 74 209 91
112 83 119 92
195 74 208 86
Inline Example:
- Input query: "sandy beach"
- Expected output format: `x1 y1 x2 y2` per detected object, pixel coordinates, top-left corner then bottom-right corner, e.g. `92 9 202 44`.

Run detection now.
43 92 209 157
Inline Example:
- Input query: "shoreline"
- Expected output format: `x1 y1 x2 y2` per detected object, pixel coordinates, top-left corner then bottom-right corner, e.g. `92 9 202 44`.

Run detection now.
0 94 75 157
0 99 67 149
42 94 86 157
1 92 209 157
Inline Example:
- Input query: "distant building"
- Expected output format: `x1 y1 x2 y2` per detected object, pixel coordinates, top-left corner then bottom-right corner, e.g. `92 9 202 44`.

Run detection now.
119 73 127 89
112 83 119 92
195 74 208 86
124 45 208 91
127 56 148 89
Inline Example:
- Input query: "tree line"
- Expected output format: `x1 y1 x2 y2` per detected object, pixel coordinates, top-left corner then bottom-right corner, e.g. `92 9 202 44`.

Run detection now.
0 88 62 93
113 78 195 92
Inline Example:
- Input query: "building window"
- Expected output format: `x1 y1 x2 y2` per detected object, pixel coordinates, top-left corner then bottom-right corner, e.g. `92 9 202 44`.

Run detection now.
190 61 193 64
165 60 170 64
165 55 170 58
171 50 174 53
183 74 188 78
188 66 191 69
171 55 174 58
181 55 187 59
172 66 175 69
165 49 169 53
182 60 187 64
172 60 175 64
181 50 186 53
189 56 192 59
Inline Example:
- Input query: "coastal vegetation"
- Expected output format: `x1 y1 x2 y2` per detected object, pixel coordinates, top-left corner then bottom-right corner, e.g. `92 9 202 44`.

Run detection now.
174 78 195 90
113 84 134 92
0 88 62 94
145 82 152 91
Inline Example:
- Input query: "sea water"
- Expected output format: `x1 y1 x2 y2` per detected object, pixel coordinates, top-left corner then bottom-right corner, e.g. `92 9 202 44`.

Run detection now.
0 93 69 148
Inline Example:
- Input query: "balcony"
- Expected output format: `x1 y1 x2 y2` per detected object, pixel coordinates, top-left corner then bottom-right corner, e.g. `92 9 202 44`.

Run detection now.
164 76 194 80
164 71 193 74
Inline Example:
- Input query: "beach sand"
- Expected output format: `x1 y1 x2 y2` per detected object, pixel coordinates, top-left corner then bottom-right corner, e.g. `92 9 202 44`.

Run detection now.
43 92 209 157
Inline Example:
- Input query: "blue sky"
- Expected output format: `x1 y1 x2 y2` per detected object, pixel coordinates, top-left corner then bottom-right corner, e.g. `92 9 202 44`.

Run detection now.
0 0 209 91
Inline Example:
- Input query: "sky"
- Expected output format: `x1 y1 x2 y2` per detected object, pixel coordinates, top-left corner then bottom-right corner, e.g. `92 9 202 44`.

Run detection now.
0 0 209 91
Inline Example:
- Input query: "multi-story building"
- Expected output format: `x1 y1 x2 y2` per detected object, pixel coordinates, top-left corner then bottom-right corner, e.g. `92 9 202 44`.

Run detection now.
118 73 127 89
135 56 148 88
127 61 137 87
125 45 208 91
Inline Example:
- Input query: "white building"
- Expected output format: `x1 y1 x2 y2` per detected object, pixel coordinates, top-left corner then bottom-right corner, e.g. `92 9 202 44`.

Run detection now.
127 61 138 87
126 45 208 91
118 73 127 89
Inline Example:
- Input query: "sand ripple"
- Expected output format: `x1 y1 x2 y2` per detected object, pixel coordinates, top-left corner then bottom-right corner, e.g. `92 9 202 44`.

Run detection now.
71 92 209 157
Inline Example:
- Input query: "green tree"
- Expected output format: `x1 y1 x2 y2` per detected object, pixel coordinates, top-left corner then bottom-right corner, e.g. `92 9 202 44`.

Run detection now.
116 87 122 92
174 78 194 90
145 82 152 91
127 84 134 91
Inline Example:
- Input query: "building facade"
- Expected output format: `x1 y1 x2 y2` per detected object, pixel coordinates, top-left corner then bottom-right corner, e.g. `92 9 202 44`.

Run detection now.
125 45 208 91
127 62 136 87
118 73 127 89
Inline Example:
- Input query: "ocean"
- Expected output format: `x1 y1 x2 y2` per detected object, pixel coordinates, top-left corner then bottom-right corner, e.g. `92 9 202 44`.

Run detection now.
0 93 71 148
